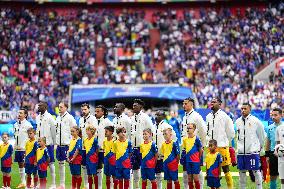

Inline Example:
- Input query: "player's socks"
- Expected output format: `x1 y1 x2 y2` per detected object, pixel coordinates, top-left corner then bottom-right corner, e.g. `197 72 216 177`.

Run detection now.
198 170 204 189
59 161 65 187
7 176 11 187
3 175 7 187
253 170 262 189
72 176 76 189
151 181 157 189
94 175 99 189
34 176 38 187
167 181 172 189
40 178 47 189
270 180 277 189
225 172 234 189
106 177 111 189
188 181 194 189
19 168 26 184
97 169 102 189
88 176 93 189
174 181 180 189
113 179 118 189
183 171 188 189
124 179 130 189
156 173 163 189
77 176 82 189
27 175 32 188
82 166 88 189
142 181 147 189
119 180 123 189
194 180 200 189
50 163 56 187
281 184 284 189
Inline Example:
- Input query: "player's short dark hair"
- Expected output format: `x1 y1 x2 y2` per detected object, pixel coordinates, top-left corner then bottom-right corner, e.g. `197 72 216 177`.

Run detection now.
215 97 222 103
60 102 68 109
116 127 126 134
272 108 282 114
184 97 194 104
27 128 36 134
81 103 90 109
115 103 126 110
242 103 251 108
39 101 48 108
2 132 9 137
209 139 217 146
105 126 114 133
133 99 145 107
19 107 28 117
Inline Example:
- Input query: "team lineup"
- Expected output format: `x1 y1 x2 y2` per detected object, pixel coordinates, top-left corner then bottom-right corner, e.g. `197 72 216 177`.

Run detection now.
0 98 284 189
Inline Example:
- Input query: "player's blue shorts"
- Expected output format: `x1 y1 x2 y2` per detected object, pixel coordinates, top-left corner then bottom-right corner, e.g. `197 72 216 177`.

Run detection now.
155 159 163 173
207 177 220 188
237 153 260 171
186 162 200 174
56 146 68 161
131 147 141 170
25 164 37 175
163 168 178 181
69 164 81 175
116 168 130 180
97 151 104 169
141 168 156 180
180 149 186 166
14 151 25 163
47 145 55 163
82 149 86 166
38 170 47 178
1 167 11 173
104 158 116 176
87 162 97 175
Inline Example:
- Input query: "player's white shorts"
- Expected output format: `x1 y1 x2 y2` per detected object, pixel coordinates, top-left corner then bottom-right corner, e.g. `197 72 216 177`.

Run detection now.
279 159 284 179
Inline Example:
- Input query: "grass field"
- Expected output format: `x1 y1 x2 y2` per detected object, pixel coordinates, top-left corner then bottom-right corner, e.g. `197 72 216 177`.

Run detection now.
0 161 281 189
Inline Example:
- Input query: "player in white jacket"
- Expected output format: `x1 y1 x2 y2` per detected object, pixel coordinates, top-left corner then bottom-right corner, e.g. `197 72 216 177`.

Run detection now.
95 105 113 189
14 107 33 188
113 103 132 140
131 99 155 189
79 103 97 189
55 102 77 189
181 97 206 189
154 110 177 189
275 108 284 189
235 103 266 189
206 97 235 189
36 101 57 189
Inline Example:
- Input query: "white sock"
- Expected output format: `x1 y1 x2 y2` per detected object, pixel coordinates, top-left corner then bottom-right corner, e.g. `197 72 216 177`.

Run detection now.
156 173 163 189
19 168 26 184
82 166 89 189
199 170 204 189
183 171 188 188
133 170 140 189
253 170 263 189
129 170 133 189
49 163 56 187
97 169 103 189
59 161 65 187
239 171 247 189
281 183 284 189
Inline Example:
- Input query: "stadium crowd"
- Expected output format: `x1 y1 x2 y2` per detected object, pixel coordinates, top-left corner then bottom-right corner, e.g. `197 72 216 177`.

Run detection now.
0 2 283 112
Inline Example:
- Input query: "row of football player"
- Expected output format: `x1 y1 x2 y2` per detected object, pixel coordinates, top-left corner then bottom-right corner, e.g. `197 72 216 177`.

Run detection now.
10 98 284 189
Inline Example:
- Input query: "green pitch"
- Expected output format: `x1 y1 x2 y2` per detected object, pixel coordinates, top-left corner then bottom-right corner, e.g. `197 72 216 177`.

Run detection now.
0 162 280 188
